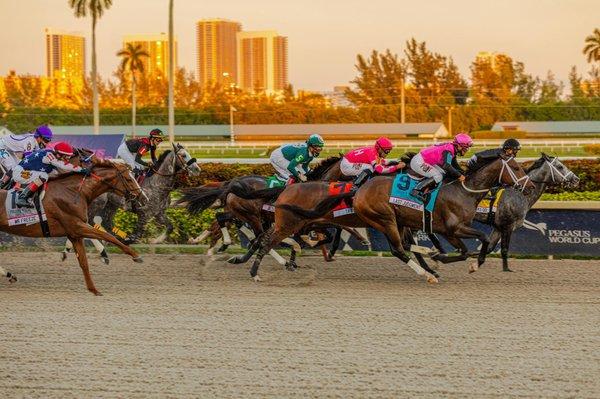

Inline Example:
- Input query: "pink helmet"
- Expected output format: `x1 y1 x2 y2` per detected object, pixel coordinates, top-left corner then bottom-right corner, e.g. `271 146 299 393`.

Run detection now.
375 137 393 151
453 133 473 148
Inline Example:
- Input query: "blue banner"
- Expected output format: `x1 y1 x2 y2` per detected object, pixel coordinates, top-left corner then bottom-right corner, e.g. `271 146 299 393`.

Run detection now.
52 134 125 158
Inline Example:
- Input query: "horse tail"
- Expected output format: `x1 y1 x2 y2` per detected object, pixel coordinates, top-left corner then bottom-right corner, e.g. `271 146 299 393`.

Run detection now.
277 192 356 219
228 182 286 201
179 183 229 213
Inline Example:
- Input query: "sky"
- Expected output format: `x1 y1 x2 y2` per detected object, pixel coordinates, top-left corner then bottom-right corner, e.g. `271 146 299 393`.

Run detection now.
0 0 598 91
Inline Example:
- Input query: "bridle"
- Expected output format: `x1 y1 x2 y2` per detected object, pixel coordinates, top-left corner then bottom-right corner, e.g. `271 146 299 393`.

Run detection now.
149 146 197 178
530 157 575 185
79 162 144 203
461 157 530 193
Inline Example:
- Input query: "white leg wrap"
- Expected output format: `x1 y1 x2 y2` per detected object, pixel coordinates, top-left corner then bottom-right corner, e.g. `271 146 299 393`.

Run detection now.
196 230 211 243
65 239 73 251
239 226 255 240
269 249 286 265
406 259 426 276
282 237 301 252
207 238 222 256
91 239 104 252
220 227 232 245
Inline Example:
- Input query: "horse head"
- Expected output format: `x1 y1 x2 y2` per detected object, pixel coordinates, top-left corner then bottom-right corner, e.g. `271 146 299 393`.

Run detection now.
172 142 201 177
528 153 580 188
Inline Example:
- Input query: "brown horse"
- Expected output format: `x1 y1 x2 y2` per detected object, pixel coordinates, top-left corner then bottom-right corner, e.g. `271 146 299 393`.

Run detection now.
0 157 146 295
246 156 534 282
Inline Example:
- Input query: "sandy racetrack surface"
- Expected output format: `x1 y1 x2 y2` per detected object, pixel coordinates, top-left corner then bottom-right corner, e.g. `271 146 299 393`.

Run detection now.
0 251 598 398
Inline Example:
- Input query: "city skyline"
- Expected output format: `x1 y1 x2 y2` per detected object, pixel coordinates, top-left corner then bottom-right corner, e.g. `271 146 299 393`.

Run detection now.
122 34 178 78
0 0 598 92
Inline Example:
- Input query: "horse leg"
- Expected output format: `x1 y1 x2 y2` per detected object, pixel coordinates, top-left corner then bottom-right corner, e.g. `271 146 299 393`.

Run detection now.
249 226 292 281
452 225 490 272
403 231 440 278
432 236 470 265
286 248 298 270
426 233 447 254
70 237 101 296
73 223 143 262
501 229 513 272
216 212 232 247
151 212 171 244
90 239 109 265
62 239 74 261
0 265 17 283
326 228 341 261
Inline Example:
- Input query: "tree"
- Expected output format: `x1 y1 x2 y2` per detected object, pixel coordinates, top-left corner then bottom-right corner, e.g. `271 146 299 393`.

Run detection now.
583 28 600 63
69 0 113 134
117 43 149 137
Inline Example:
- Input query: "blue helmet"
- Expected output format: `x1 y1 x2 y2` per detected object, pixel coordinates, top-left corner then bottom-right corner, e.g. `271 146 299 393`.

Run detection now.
34 125 53 142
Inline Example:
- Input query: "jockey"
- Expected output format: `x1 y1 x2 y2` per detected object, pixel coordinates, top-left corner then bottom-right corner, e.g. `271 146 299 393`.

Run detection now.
341 137 404 188
13 141 89 208
117 128 164 173
269 134 325 183
467 138 521 171
0 125 53 188
410 133 474 201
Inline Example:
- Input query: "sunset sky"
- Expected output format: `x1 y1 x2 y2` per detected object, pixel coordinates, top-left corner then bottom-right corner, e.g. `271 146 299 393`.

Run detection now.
0 0 598 91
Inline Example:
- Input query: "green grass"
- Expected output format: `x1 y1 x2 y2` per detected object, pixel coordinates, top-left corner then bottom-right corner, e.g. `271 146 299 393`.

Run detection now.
190 145 595 159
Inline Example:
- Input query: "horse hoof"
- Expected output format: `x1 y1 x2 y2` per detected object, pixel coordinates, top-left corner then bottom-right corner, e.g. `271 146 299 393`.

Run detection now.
133 257 144 263
432 271 440 279
285 262 297 271
469 262 479 274
7 273 17 283
60 252 67 262
503 268 514 272
90 290 103 296
426 275 439 284
101 257 110 265
227 256 244 264
325 256 336 262
253 275 262 282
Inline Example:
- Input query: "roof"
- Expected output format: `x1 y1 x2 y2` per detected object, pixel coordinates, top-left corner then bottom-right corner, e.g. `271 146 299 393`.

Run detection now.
492 121 600 133
49 123 448 138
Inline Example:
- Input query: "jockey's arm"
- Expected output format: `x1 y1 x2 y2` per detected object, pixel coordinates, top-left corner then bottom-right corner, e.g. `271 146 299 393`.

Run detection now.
441 151 463 178
373 161 399 174
44 154 84 173
150 146 158 164
134 151 150 167
287 153 304 179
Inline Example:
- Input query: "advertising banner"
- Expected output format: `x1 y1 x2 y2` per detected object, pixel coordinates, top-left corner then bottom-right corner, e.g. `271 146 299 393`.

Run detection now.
52 134 125 158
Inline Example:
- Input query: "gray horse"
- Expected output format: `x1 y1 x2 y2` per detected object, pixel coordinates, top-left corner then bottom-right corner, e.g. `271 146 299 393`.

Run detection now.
62 143 200 260
474 154 579 271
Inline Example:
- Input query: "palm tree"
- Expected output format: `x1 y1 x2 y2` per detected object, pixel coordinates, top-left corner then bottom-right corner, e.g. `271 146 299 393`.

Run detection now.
168 0 175 143
117 43 149 137
583 28 600 63
69 0 113 135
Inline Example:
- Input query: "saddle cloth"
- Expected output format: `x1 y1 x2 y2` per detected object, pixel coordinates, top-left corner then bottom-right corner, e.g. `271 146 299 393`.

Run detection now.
389 173 440 213
266 175 286 189
476 188 505 214
5 188 47 227
329 182 354 217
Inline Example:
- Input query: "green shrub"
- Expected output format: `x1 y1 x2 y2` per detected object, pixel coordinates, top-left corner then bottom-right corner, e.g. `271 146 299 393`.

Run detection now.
540 191 600 201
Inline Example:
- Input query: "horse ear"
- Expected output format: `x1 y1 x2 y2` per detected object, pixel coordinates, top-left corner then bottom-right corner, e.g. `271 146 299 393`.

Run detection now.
171 142 177 152
541 152 548 160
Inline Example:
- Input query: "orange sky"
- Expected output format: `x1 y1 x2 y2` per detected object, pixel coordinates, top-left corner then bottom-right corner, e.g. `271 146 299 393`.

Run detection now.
0 0 598 91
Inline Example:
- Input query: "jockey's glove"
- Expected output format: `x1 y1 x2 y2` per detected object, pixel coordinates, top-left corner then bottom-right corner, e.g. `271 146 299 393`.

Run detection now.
298 174 308 182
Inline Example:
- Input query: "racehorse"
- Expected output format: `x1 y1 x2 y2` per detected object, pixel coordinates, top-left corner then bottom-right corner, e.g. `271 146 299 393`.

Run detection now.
245 155 534 282
61 143 200 261
474 154 579 271
0 157 146 295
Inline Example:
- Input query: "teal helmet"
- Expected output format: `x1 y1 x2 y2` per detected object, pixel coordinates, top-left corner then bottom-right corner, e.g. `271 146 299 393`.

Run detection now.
306 134 325 148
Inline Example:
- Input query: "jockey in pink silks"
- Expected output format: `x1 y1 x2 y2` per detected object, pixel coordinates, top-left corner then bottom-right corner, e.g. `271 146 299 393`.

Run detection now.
341 137 405 188
409 133 474 201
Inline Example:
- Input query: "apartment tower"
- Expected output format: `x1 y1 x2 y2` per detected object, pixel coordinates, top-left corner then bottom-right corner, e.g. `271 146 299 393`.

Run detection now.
45 28 85 79
196 19 241 86
237 31 288 94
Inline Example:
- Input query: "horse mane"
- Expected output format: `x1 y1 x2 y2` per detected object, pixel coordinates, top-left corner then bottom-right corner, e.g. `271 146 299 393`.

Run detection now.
525 155 547 173
465 156 496 176
307 155 341 180
400 152 417 164
154 150 172 169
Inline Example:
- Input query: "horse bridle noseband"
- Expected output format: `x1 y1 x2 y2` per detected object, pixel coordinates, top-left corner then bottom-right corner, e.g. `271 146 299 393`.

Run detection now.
530 157 575 185
81 163 142 202
149 147 197 178
461 157 529 193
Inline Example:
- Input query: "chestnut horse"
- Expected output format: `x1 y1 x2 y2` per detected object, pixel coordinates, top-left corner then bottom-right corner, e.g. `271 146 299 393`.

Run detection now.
246 156 534 282
0 157 146 295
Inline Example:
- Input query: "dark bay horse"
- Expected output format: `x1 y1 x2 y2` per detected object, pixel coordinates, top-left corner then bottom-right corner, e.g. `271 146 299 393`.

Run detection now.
0 158 146 295
246 156 534 282
474 154 579 271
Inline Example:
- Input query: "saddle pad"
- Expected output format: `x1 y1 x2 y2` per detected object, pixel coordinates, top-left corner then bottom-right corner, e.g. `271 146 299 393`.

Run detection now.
266 175 286 189
5 189 47 226
476 189 505 214
389 173 440 213
329 182 354 217
262 204 275 213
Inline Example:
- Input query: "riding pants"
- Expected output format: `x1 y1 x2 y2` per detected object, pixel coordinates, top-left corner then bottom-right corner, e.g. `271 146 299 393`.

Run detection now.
269 148 304 180
340 157 373 177
117 142 145 171
410 153 445 183
12 166 48 186
0 143 20 173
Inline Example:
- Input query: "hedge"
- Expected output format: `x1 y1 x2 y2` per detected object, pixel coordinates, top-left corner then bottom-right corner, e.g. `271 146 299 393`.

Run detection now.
112 159 599 244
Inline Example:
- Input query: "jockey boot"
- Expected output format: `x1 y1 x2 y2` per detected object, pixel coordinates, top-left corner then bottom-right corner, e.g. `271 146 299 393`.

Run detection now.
351 169 373 191
411 177 435 202
15 183 39 208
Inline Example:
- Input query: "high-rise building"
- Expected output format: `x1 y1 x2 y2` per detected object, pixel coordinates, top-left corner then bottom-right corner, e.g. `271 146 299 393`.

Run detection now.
122 33 178 79
196 19 241 86
237 31 288 94
45 28 86 80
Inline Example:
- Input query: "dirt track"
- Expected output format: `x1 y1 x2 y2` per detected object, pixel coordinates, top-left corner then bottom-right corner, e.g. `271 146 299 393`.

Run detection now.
0 251 598 398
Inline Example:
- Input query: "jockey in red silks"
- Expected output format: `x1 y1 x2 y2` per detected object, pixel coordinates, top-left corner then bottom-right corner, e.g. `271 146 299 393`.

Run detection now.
340 137 404 187
409 133 474 201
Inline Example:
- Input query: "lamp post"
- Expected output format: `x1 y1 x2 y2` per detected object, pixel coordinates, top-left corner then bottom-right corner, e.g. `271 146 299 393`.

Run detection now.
446 106 454 137
223 72 236 145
